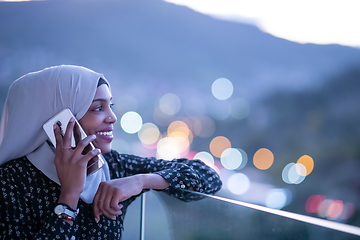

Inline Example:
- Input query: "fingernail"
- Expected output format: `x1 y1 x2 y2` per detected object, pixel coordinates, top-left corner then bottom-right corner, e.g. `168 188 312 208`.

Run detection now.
53 124 57 130
95 217 99 223
70 117 75 123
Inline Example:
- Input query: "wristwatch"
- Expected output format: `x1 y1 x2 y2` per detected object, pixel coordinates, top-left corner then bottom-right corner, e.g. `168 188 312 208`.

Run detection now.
54 204 79 220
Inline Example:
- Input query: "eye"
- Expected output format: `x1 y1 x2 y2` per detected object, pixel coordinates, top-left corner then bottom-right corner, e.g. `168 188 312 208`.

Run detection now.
110 103 115 110
93 105 103 112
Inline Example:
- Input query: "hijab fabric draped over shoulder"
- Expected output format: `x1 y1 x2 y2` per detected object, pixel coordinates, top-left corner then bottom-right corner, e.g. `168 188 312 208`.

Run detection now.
0 65 111 203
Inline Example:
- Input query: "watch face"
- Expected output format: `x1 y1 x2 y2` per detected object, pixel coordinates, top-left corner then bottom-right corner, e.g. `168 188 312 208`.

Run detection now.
54 205 65 215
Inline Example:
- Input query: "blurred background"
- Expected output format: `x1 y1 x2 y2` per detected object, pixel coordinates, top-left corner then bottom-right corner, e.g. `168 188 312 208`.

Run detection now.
1 0 360 239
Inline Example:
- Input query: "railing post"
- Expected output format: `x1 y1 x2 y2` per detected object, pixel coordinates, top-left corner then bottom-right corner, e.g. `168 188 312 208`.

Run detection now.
139 192 146 240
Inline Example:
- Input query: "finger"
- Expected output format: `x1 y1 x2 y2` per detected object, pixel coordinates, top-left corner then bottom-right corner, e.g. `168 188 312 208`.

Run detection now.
74 135 97 156
73 120 82 147
110 191 124 212
104 196 122 218
63 117 75 148
53 124 63 154
97 184 115 219
93 181 110 220
93 185 103 222
100 188 117 220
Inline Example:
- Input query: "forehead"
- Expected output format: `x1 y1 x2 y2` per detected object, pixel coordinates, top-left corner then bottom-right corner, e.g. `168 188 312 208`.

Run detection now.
93 84 112 100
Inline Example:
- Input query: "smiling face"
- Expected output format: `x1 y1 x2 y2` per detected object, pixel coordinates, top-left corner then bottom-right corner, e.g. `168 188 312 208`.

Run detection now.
78 84 117 153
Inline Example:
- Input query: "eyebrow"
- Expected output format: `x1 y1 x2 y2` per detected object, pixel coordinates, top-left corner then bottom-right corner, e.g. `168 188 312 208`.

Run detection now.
92 97 113 102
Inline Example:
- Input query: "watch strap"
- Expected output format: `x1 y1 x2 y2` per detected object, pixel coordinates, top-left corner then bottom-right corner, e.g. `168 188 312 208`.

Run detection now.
54 204 79 220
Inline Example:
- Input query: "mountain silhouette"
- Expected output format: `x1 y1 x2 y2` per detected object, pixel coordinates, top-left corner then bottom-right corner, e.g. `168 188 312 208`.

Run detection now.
1 0 360 103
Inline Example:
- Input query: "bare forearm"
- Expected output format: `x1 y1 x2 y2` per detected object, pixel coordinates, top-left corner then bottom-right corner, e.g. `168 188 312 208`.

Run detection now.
139 173 169 190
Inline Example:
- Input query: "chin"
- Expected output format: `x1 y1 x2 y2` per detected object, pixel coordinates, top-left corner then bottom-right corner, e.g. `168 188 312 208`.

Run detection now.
99 145 111 154
93 142 112 154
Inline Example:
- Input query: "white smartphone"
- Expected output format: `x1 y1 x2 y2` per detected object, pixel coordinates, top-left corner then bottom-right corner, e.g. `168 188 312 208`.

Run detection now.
43 108 105 176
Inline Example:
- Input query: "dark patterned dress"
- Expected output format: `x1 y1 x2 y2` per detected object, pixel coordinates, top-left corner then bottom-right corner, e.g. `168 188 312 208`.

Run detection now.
0 150 222 239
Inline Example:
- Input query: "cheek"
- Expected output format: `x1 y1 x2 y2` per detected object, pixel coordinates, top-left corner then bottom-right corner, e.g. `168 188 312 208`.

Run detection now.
79 118 95 135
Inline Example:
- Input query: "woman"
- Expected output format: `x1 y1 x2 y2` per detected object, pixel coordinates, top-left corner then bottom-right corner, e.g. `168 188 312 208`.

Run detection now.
0 65 222 239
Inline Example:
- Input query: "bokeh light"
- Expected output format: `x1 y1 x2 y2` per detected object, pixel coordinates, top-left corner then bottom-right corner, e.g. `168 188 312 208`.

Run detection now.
282 162 306 184
328 200 344 220
296 155 314 176
159 93 181 115
193 116 216 138
167 120 193 153
120 111 143 134
305 195 324 213
318 199 333 218
138 122 161 145
253 148 274 170
211 78 234 100
237 148 248 169
227 173 250 195
230 98 251 120
210 136 231 158
265 189 288 209
194 151 215 168
156 137 180 160
305 195 354 220
221 148 244 170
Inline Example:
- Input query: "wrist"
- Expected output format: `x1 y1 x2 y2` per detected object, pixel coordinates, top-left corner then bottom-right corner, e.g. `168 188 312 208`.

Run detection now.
58 191 81 209
140 173 169 190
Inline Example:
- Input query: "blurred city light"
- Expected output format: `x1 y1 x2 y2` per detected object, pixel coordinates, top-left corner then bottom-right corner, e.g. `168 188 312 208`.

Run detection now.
193 151 215 168
282 162 306 184
209 136 231 158
305 195 324 213
253 148 274 170
220 148 242 170
305 195 354 221
159 93 181 115
156 137 180 160
296 155 314 176
227 173 250 195
211 78 234 100
328 200 344 220
265 188 288 209
138 122 161 145
167 120 192 154
120 111 143 134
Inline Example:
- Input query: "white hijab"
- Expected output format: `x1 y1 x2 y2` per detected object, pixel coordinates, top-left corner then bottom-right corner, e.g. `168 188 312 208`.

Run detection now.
0 65 111 203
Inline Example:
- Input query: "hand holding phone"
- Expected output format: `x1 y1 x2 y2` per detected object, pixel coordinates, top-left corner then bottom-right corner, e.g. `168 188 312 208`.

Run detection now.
43 109 105 176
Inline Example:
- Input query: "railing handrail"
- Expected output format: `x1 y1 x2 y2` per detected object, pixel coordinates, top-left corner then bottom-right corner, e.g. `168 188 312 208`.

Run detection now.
178 189 360 237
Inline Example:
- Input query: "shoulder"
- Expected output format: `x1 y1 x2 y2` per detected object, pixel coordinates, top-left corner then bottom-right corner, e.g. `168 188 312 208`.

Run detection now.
0 157 36 193
0 157 33 176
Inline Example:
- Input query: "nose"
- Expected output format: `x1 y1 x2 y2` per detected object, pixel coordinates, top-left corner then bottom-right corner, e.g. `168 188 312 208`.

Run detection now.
106 110 117 123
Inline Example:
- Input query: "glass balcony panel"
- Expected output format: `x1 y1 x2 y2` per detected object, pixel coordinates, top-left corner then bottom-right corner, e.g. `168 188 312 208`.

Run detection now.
130 190 360 240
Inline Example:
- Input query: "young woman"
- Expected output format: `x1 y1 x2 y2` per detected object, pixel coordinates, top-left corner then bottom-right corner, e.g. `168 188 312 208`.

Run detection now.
0 65 222 239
